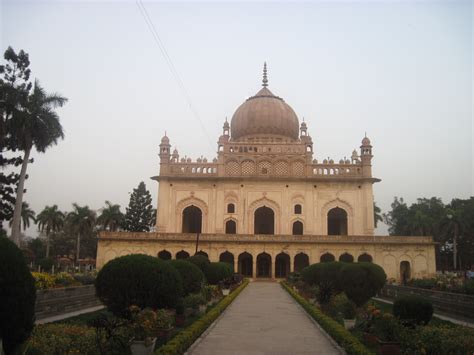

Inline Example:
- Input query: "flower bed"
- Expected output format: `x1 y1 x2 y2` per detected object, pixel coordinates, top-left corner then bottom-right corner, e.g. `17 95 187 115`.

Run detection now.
408 274 474 295
32 271 97 290
155 279 249 355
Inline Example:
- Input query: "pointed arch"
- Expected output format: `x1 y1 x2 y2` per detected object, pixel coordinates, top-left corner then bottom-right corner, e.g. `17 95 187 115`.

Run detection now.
248 197 281 234
176 196 208 233
322 198 354 235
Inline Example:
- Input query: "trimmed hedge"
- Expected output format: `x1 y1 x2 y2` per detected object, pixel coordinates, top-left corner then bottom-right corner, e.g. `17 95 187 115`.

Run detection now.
281 281 372 355
393 295 433 325
95 254 183 316
187 255 210 275
169 260 205 296
301 262 343 304
156 279 249 355
340 262 386 307
205 262 233 285
0 235 36 354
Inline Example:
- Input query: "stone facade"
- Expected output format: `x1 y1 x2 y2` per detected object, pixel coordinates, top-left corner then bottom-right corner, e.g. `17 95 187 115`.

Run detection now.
97 64 436 281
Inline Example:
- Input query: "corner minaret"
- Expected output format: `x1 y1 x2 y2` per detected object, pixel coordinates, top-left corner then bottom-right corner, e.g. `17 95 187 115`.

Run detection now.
159 133 171 163
360 134 373 177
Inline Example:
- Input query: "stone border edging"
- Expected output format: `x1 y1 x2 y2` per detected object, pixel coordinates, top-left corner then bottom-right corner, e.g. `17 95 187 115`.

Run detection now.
156 279 249 355
281 282 373 355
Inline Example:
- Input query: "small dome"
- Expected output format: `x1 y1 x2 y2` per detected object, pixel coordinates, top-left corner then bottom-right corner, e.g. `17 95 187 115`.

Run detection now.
161 135 169 144
361 136 371 146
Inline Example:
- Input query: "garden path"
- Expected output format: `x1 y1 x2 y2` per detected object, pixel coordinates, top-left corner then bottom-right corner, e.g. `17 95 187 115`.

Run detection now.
189 281 342 355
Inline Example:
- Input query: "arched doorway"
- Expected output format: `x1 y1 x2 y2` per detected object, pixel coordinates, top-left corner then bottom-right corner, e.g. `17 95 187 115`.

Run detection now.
358 253 373 263
292 221 303 235
176 250 190 259
238 252 253 277
225 220 236 234
182 205 202 233
219 251 234 272
327 207 348 235
257 252 272 278
294 253 309 272
400 261 411 285
320 252 335 263
275 253 290 278
158 250 171 260
254 206 274 235
339 253 354 263
195 250 208 258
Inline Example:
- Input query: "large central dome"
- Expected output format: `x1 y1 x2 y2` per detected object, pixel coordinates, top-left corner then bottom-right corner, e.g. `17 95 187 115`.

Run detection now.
230 65 299 141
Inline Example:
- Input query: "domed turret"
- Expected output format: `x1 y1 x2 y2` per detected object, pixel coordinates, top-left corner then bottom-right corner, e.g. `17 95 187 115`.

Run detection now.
230 63 299 141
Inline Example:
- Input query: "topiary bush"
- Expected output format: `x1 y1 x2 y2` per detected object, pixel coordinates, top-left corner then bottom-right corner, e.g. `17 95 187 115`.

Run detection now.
301 262 344 304
169 260 205 296
37 257 54 272
393 295 433 325
187 255 210 275
95 254 183 317
206 262 233 285
0 235 36 354
339 262 386 307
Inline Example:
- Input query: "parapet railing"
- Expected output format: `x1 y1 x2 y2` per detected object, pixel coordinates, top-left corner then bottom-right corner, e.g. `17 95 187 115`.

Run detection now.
99 232 434 244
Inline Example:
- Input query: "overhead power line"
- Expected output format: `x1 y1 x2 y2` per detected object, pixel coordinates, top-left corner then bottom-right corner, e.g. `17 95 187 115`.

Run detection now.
136 0 214 150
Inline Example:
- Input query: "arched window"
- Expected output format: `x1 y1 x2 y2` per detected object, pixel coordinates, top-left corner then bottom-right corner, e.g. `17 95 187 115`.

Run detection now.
225 220 236 234
254 206 274 235
219 251 234 272
275 253 290 278
294 253 309 272
294 204 302 214
238 252 253 277
158 250 171 260
182 205 202 233
339 253 354 263
320 253 335 263
327 207 348 235
176 250 190 259
227 203 235 213
358 253 373 263
292 221 303 235
257 252 272 278
195 250 208 258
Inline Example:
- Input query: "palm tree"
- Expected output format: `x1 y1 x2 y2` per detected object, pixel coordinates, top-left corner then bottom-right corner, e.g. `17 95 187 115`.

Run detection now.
373 202 383 228
10 80 67 245
9 201 36 232
37 205 64 257
67 203 96 263
97 201 124 231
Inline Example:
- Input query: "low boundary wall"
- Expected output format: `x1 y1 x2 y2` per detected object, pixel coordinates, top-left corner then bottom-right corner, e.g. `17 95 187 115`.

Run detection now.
379 284 474 322
35 285 102 321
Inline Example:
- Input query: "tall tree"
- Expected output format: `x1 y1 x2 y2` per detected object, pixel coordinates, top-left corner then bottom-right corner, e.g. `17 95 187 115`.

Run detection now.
36 205 64 258
9 201 35 231
123 182 154 232
97 201 124 231
8 72 67 245
373 202 383 228
67 204 96 262
0 47 32 230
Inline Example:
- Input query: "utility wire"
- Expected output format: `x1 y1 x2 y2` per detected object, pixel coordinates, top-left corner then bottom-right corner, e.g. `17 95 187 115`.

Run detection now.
136 0 214 150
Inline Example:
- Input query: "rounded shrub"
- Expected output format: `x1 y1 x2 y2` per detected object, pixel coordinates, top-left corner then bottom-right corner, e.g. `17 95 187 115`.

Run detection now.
95 254 183 316
301 262 344 304
0 235 36 354
339 262 386 307
393 295 433 325
37 257 54 272
169 259 205 296
206 262 233 285
188 255 210 275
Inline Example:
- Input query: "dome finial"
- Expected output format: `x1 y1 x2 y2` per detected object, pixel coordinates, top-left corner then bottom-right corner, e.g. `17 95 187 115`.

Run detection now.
262 62 268 87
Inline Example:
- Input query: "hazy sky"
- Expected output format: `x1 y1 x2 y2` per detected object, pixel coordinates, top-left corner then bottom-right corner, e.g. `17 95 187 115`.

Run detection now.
1 0 472 236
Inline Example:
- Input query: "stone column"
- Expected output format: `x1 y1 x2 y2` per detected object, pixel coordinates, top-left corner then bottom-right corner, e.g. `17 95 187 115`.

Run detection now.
253 257 257 278
289 255 294 273
233 258 238 274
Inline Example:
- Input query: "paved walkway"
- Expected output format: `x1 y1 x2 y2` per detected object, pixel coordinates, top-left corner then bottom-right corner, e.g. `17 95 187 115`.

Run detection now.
189 282 341 355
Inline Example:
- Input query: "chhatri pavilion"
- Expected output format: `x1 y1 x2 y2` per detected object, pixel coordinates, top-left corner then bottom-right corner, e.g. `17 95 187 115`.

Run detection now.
97 64 436 281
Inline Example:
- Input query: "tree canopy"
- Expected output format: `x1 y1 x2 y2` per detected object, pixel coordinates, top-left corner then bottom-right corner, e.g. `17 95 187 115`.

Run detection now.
123 182 154 232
